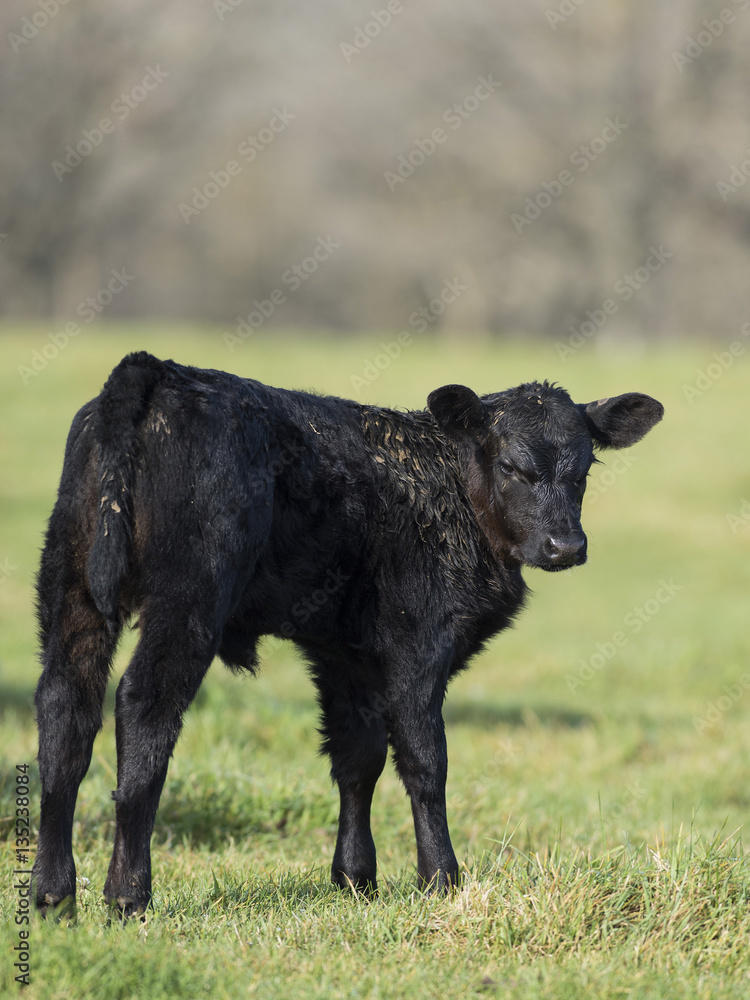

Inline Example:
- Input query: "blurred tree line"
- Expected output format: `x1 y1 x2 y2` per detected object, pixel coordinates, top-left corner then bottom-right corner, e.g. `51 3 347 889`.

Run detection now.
1 0 749 339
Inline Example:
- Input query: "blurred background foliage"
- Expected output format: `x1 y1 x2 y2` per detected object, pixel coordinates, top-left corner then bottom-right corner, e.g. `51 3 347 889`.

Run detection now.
2 0 750 340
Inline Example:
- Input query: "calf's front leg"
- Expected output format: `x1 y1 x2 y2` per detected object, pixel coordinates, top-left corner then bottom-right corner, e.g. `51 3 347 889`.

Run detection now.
387 684 458 892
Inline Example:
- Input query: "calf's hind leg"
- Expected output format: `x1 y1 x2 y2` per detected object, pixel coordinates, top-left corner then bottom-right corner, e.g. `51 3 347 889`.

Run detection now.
33 585 121 916
103 603 220 918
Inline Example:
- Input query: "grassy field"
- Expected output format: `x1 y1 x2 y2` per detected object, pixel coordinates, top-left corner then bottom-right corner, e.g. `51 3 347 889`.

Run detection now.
1 326 749 999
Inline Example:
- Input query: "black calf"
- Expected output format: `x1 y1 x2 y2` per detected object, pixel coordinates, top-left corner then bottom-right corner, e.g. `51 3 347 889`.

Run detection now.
32 353 663 916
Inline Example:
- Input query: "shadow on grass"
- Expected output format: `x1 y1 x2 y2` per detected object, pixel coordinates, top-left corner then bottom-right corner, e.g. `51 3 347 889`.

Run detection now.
155 782 337 851
444 700 596 729
161 867 359 919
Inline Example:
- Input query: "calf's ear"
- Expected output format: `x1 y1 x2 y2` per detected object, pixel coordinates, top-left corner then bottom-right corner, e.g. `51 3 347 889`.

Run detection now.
428 384 490 442
579 392 664 449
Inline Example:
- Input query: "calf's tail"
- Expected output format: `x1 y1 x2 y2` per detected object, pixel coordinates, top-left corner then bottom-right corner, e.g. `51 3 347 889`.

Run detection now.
87 352 165 629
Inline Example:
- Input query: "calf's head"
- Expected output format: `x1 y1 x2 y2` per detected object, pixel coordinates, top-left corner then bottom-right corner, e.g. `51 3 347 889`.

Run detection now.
428 381 663 571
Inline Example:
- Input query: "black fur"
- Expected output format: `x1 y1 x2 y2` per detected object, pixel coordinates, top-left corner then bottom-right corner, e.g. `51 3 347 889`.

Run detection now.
32 353 663 917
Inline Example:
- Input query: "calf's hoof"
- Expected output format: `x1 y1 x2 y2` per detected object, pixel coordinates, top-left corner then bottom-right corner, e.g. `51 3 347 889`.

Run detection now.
419 868 460 895
106 894 148 922
36 892 77 922
331 872 378 899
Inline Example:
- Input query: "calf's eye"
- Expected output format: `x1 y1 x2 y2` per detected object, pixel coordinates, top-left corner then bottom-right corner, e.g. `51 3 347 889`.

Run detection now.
498 461 517 478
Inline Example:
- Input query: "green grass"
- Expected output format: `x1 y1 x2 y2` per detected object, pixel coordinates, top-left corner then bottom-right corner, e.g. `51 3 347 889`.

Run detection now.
1 326 750 999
